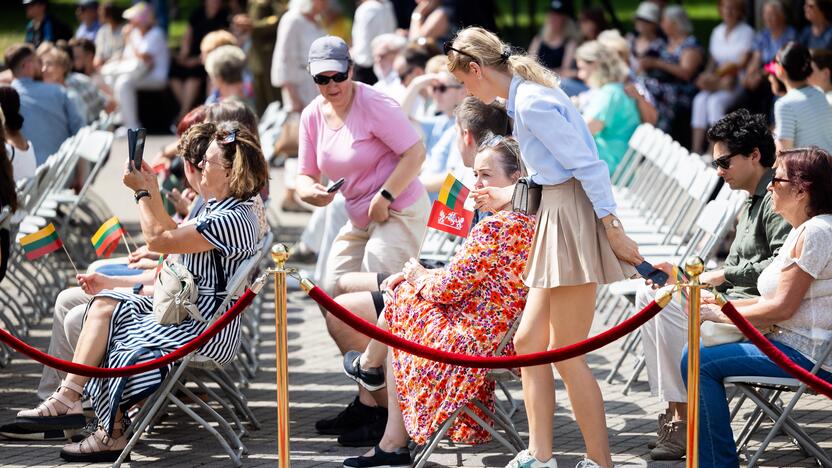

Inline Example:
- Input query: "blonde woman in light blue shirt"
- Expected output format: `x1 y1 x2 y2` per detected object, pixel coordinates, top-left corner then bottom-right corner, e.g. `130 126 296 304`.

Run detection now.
447 26 643 468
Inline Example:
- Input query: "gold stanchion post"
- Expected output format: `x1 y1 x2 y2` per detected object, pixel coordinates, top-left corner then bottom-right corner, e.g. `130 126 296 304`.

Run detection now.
685 256 704 468
271 244 290 468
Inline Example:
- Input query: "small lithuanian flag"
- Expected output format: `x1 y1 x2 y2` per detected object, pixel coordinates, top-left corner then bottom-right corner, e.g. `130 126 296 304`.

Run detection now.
437 173 470 211
20 224 63 260
91 216 125 258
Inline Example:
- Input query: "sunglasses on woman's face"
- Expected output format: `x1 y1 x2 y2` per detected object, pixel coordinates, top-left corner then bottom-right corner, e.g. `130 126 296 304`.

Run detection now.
771 177 791 187
431 83 463 93
312 71 349 85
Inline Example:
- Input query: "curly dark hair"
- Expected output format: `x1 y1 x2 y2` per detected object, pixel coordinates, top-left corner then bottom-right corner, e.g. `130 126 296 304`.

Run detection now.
777 147 832 218
706 109 776 167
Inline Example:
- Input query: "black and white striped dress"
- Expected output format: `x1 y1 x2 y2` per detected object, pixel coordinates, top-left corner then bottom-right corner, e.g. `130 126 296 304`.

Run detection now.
86 197 260 435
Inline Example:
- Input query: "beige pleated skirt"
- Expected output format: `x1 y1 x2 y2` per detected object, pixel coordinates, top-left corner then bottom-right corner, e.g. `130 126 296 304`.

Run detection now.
523 178 637 288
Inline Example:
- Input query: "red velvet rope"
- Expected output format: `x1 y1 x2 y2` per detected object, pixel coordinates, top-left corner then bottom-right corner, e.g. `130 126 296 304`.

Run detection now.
0 289 257 378
307 286 664 368
720 301 832 399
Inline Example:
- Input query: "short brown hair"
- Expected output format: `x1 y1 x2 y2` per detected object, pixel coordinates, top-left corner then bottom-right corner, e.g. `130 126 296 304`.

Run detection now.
454 97 512 145
177 122 215 168
777 147 832 217
4 43 35 75
213 123 269 200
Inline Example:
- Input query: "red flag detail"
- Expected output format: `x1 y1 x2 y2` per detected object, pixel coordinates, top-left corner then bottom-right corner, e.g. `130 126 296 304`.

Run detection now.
426 200 474 238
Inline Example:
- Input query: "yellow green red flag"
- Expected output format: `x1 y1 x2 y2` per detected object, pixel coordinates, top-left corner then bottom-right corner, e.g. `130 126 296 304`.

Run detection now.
20 223 63 260
437 173 470 211
91 216 125 258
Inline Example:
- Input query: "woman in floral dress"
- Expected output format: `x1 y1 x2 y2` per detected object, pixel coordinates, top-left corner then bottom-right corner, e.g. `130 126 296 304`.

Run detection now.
342 137 535 467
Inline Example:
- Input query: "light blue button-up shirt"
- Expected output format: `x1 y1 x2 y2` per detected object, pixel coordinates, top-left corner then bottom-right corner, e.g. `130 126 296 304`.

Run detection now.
12 78 84 166
506 75 617 218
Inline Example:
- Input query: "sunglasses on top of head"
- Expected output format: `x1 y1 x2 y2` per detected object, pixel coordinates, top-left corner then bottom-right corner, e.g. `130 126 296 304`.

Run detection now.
312 71 349 85
443 42 478 61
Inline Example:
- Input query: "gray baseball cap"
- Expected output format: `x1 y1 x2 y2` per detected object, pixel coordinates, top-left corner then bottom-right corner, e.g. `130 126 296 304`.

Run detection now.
308 36 351 76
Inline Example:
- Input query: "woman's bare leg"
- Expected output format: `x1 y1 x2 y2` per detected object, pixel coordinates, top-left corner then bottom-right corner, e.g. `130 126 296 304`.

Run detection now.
549 283 613 468
513 287 555 462
336 272 383 294
58 298 118 402
364 351 408 456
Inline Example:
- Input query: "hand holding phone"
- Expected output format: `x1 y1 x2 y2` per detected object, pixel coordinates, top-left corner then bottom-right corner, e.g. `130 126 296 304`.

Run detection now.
636 261 670 286
127 128 147 171
326 177 345 193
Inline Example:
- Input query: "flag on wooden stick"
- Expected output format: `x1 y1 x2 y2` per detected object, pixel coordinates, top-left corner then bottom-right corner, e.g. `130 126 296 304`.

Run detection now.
91 217 126 258
20 224 63 260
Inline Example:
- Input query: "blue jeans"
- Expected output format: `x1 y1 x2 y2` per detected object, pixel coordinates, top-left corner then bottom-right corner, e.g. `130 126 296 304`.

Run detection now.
681 340 832 468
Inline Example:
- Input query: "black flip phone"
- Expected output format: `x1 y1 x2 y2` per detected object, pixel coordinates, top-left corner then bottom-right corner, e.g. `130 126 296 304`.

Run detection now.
127 128 147 171
636 261 670 286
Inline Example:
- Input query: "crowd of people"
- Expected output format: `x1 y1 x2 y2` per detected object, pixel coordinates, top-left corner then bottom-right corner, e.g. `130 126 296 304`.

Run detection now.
1 0 832 467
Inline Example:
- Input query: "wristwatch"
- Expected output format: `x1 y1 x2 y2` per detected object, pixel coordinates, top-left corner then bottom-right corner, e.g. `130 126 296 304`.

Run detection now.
134 189 151 203
605 217 622 230
380 188 396 203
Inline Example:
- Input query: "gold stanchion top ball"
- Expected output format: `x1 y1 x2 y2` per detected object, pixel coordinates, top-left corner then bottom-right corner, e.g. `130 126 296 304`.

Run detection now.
684 256 705 277
271 244 289 263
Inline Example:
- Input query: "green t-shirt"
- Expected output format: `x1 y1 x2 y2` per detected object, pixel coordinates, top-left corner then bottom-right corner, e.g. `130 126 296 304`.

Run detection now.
584 82 640 175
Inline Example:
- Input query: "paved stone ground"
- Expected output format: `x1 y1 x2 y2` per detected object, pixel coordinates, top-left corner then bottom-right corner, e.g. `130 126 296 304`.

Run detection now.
1 136 831 467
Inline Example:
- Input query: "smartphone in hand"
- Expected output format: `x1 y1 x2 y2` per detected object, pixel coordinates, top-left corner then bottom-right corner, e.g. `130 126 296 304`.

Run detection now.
326 177 345 193
127 128 147 171
636 261 670 286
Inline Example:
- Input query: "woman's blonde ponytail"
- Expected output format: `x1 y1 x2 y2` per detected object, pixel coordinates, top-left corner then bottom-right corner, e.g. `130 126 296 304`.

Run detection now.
447 26 560 89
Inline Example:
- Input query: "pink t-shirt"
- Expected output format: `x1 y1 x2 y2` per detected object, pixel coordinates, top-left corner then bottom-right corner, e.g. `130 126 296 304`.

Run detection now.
299 83 425 229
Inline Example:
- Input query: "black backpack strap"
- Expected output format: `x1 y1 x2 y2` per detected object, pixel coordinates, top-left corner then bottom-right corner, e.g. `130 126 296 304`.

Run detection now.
211 249 227 294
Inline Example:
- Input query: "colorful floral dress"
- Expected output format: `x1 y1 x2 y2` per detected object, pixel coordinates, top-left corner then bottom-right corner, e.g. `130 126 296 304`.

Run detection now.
385 210 535 445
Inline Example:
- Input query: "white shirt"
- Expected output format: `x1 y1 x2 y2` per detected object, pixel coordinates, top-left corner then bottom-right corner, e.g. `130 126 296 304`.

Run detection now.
124 26 170 82
5 141 37 183
270 10 324 110
760 215 832 371
352 1 396 67
709 22 755 67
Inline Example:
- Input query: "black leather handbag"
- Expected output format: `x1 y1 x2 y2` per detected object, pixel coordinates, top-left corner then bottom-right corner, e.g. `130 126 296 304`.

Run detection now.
511 176 542 215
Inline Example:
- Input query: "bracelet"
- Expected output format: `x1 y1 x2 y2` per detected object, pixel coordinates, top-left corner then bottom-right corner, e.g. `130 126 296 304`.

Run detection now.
379 188 396 203
134 189 151 203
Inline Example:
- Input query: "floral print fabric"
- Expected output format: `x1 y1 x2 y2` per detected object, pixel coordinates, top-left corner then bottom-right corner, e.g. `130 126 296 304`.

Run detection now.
385 210 535 444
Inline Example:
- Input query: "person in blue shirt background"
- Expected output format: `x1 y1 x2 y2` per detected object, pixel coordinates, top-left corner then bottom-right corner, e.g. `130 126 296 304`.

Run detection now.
447 26 643 468
23 0 73 49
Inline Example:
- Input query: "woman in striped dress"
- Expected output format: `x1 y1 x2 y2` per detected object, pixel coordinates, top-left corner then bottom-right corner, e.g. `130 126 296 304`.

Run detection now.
15 123 268 462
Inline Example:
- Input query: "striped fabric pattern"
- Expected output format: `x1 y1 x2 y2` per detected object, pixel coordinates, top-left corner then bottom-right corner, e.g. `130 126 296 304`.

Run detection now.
19 223 63 260
86 197 260 435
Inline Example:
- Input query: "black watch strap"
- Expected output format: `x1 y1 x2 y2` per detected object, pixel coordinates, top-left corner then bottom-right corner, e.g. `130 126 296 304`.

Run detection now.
380 188 395 203
134 190 151 203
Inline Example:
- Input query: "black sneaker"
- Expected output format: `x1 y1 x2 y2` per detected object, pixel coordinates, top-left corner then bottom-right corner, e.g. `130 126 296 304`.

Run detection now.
315 396 381 435
343 351 386 391
337 415 387 447
343 444 412 467
0 422 69 441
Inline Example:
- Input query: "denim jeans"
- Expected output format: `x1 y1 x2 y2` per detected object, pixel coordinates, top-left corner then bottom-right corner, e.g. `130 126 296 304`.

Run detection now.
681 340 832 468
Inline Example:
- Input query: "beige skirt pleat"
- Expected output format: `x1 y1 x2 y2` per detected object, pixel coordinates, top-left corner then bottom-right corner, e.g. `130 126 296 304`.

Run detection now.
523 178 636 288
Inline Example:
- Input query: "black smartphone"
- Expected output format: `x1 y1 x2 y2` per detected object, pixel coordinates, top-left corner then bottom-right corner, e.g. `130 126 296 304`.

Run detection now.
127 128 147 171
326 177 345 193
636 261 670 286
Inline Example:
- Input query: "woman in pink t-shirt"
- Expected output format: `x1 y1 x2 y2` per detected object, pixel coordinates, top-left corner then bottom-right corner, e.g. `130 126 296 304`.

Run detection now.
297 36 430 295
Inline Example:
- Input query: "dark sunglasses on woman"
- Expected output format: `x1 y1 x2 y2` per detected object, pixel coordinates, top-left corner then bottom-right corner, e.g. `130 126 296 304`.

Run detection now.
431 83 463 93
312 71 349 85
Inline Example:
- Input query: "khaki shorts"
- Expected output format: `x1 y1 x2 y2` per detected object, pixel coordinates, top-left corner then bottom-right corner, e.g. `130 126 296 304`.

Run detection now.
323 193 430 294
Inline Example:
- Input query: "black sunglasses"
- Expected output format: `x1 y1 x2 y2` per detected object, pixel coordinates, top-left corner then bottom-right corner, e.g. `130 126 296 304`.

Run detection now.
431 83 463 93
443 42 478 62
217 122 239 145
710 152 742 170
312 71 349 85
771 177 791 187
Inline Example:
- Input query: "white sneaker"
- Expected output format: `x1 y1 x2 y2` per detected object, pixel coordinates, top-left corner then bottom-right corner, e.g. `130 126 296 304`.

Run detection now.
575 458 621 468
505 450 558 468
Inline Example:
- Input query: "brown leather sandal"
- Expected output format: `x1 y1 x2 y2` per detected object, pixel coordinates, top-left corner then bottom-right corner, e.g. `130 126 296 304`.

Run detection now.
60 426 129 463
16 380 86 430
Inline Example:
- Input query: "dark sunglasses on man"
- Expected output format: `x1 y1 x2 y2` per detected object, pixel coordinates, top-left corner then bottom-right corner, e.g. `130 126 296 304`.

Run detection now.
710 151 742 170
312 71 349 85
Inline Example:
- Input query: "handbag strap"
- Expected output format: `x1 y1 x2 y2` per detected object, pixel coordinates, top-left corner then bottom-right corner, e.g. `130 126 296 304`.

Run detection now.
211 249 227 295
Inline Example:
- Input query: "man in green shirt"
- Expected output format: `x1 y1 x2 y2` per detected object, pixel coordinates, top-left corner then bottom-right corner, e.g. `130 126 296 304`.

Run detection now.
636 109 792 460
